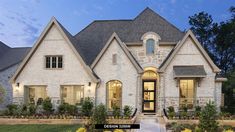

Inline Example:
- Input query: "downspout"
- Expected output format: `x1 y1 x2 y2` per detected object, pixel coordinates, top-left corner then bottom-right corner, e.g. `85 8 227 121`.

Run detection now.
95 79 101 106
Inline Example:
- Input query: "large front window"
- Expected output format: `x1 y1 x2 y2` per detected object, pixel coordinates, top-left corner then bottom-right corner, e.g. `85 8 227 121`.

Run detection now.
61 85 84 105
106 80 122 109
179 79 195 109
25 86 47 105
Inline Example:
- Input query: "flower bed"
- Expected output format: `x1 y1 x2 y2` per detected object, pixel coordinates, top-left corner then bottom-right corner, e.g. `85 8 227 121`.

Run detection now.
0 117 136 125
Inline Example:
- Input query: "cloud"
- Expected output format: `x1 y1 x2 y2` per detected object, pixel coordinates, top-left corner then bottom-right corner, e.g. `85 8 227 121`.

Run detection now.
0 22 4 27
0 1 42 47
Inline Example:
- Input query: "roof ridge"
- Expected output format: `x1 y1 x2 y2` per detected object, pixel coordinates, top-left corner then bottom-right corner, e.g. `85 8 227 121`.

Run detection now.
75 19 132 37
134 7 184 33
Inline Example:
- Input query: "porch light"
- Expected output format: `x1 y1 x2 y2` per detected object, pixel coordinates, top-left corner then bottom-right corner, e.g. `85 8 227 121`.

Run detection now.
88 82 91 86
16 83 20 87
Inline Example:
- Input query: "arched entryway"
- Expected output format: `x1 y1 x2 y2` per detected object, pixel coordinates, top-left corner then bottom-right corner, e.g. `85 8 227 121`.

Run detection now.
142 67 159 113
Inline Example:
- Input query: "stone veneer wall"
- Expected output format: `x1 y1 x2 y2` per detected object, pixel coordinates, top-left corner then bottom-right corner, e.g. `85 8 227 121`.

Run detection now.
128 45 174 68
0 64 19 109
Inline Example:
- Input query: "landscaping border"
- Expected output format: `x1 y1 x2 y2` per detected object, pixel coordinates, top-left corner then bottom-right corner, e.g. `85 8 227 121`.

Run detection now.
0 116 137 125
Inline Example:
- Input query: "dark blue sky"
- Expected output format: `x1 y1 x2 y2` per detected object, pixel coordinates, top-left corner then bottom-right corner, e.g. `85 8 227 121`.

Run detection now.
0 0 234 47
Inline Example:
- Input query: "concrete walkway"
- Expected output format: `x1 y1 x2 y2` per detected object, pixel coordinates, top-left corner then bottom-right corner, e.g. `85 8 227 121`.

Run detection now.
135 118 166 132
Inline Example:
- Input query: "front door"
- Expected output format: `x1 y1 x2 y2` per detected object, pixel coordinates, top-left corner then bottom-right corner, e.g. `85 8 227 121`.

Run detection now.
142 80 156 112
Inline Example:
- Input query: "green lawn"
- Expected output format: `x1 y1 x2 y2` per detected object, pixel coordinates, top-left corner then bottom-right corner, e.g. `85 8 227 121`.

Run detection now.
0 124 81 132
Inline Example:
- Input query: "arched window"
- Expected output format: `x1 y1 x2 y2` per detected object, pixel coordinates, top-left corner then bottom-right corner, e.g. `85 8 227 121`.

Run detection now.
142 70 158 80
146 39 155 55
106 80 122 109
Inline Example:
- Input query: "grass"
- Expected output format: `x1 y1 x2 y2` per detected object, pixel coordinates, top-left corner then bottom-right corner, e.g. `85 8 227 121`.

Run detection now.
0 124 81 132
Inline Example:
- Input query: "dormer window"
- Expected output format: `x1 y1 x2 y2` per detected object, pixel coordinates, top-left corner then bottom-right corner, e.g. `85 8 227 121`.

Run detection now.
146 39 155 55
141 32 161 56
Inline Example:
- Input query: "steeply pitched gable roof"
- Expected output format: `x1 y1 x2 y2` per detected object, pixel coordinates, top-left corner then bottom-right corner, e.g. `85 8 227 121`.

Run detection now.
0 41 30 72
74 7 184 65
159 30 221 73
10 17 99 83
91 33 143 73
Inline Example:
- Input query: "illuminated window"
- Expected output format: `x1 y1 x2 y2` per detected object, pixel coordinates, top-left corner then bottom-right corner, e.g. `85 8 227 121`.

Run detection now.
26 86 47 105
146 39 155 55
61 85 84 105
179 80 195 109
142 70 158 79
106 80 122 109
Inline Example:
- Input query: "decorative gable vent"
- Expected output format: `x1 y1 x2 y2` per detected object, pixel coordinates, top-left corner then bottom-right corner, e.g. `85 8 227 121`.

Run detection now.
112 54 117 65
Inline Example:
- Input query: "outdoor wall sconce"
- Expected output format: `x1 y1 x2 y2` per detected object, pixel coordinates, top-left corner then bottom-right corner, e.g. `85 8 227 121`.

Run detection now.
16 82 20 87
88 82 91 86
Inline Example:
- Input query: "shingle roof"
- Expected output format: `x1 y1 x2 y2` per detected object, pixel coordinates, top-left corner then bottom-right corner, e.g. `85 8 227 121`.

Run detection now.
74 7 184 65
0 44 31 71
173 66 207 77
0 41 10 55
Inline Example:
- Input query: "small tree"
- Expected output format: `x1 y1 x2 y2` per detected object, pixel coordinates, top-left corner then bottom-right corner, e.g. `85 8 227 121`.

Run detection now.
88 103 107 132
81 97 94 117
199 101 218 132
42 97 53 115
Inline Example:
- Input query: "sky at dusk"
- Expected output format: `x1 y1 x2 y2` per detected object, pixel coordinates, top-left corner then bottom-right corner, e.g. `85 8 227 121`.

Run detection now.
0 0 234 47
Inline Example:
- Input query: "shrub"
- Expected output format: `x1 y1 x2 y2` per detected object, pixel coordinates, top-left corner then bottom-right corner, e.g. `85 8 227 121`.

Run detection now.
58 103 77 115
6 104 18 115
194 126 202 132
42 97 53 115
194 106 201 117
28 104 36 115
0 85 5 104
180 105 188 119
58 103 67 114
123 105 132 118
167 106 175 119
89 103 107 131
21 104 29 116
113 105 121 118
67 104 77 115
81 97 93 117
198 101 218 132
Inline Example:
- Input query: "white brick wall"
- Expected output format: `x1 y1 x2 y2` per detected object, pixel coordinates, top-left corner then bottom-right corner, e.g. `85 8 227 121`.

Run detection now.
13 25 96 105
94 39 139 109
164 37 216 110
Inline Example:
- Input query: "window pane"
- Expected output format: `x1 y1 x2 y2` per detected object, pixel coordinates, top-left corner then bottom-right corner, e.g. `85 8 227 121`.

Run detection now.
52 57 57 68
45 57 51 68
144 82 154 91
61 86 84 105
107 80 122 109
58 56 63 68
179 80 194 109
144 102 154 111
146 39 155 55
144 92 154 100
